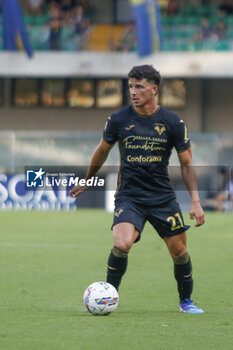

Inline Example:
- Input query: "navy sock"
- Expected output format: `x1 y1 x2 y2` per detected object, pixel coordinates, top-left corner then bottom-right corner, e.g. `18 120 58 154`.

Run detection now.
106 251 128 290
174 257 193 302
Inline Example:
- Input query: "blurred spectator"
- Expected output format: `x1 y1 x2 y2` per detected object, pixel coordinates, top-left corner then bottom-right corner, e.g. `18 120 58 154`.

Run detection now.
22 0 44 14
204 191 226 212
204 168 233 212
61 0 75 22
229 169 233 199
76 0 96 21
45 0 62 5
214 169 233 211
48 4 63 50
77 0 91 13
214 19 227 40
194 16 228 50
194 17 212 43
47 0 62 14
115 23 137 52
219 0 233 16
166 0 180 16
71 5 90 50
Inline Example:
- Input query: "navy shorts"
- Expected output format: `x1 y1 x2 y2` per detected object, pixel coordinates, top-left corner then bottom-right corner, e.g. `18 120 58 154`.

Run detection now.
112 198 190 241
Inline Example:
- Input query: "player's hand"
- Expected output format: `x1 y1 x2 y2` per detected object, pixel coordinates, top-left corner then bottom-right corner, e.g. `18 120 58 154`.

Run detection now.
190 201 205 227
69 184 87 198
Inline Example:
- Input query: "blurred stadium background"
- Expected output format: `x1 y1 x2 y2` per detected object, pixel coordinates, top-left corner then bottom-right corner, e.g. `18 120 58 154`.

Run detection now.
0 0 233 212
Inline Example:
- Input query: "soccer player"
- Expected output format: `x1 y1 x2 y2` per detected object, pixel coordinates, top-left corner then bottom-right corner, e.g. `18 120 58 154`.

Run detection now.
70 65 205 313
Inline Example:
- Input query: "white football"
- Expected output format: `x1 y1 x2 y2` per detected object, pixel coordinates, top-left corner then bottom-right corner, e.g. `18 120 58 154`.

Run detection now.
83 281 119 315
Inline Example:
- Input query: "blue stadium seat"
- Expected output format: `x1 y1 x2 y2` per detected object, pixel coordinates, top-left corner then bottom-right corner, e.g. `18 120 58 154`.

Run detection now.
226 28 233 38
173 16 187 25
161 40 175 51
61 26 76 51
196 5 209 16
204 40 218 50
186 16 202 26
162 16 174 26
24 15 36 25
207 5 219 15
28 25 49 50
162 28 174 39
190 42 204 51
224 16 233 26
175 28 197 39
175 41 190 51
209 16 219 26
34 15 49 25
181 6 198 16
217 39 231 51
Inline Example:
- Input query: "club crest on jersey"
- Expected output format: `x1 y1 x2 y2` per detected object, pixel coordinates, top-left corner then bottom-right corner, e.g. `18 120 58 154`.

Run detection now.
154 124 166 135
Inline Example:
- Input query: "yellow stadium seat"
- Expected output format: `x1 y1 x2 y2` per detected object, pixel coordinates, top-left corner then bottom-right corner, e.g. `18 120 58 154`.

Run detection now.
112 25 128 45
89 25 112 51
89 25 128 51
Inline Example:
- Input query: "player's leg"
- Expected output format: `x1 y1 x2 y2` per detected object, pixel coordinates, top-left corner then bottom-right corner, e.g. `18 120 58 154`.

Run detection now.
107 222 139 290
147 200 203 313
106 200 146 290
163 232 193 301
147 201 193 302
164 233 204 313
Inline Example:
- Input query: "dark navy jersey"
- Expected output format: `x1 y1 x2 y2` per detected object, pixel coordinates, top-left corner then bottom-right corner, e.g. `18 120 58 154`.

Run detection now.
103 105 191 205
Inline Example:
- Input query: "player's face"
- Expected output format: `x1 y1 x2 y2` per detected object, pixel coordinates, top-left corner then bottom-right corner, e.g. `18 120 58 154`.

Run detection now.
128 78 158 108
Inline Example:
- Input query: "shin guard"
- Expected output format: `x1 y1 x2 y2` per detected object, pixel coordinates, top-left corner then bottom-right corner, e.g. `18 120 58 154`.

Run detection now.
173 254 193 301
107 247 128 290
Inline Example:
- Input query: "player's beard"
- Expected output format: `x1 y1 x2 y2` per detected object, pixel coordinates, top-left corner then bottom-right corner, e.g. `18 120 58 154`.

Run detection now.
132 93 155 109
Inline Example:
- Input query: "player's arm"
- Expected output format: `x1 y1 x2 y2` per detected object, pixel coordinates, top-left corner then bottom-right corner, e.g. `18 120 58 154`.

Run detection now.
178 147 205 227
69 138 113 198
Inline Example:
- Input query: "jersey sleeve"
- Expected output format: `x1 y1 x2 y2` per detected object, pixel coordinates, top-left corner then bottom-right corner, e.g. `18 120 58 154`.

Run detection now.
103 115 119 144
173 119 191 153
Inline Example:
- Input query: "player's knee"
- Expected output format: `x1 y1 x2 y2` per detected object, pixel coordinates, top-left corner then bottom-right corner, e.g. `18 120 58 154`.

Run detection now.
115 240 132 251
113 235 134 251
169 243 187 259
112 245 129 258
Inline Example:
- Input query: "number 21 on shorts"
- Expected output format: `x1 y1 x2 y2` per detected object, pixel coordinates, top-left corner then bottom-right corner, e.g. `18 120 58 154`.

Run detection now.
166 212 184 231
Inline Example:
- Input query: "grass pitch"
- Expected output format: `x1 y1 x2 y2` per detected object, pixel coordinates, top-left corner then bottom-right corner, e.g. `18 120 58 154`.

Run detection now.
0 210 233 350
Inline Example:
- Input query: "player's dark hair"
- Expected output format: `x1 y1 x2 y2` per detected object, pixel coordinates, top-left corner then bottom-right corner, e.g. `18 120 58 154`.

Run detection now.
128 65 161 86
